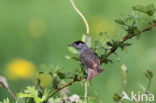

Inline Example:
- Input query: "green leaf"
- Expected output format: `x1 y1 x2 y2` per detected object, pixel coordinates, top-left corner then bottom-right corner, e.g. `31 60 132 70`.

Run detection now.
115 19 126 25
126 26 140 35
68 47 78 54
132 4 156 16
65 55 71 59
81 34 86 42
106 41 113 47
124 15 136 22
0 98 10 103
112 40 120 48
120 42 132 51
145 69 153 79
65 55 80 61
42 89 50 100
92 40 107 51
113 93 122 102
17 86 45 103
57 72 66 79
123 43 132 46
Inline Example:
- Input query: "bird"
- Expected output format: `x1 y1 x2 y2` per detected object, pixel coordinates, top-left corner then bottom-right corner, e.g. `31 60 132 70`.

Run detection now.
69 40 104 81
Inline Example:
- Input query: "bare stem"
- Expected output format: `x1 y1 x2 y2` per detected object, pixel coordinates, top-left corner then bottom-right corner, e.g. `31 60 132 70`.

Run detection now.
120 80 127 97
84 81 88 103
69 0 89 34
7 88 16 100
0 76 16 100
100 23 156 64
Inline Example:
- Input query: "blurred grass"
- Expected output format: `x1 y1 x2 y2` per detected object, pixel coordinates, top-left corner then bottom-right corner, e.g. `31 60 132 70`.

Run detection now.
0 0 156 102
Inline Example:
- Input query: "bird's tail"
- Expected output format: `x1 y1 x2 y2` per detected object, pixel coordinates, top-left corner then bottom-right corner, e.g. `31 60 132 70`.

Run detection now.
87 67 104 81
97 67 104 73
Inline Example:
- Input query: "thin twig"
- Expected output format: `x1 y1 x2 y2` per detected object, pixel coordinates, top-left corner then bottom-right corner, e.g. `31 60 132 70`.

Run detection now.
100 23 156 64
69 0 89 34
84 81 88 103
46 78 81 100
70 1 89 102
120 80 127 97
0 76 16 100
7 88 16 100
121 64 128 97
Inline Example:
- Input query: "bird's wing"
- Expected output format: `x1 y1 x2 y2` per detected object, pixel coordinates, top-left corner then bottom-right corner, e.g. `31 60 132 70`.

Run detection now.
80 49 100 69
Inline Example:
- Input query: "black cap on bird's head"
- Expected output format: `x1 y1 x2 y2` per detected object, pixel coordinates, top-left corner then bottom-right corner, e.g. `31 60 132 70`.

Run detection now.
68 40 87 50
73 41 85 45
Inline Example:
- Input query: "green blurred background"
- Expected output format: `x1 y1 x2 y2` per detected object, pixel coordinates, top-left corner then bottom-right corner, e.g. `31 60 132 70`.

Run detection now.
0 0 156 102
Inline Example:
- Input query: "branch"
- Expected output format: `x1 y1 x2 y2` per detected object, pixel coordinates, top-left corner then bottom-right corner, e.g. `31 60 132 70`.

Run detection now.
46 77 81 100
69 0 89 34
0 76 16 100
100 23 156 64
7 88 16 100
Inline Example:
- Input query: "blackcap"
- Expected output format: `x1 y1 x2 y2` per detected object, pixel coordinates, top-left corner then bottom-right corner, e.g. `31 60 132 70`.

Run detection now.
69 41 104 81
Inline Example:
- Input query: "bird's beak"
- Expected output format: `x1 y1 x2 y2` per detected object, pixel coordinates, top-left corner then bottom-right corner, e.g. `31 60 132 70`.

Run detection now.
68 43 74 47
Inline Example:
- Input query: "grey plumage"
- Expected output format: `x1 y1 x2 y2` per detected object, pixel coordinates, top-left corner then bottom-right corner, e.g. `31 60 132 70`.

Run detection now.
69 41 104 81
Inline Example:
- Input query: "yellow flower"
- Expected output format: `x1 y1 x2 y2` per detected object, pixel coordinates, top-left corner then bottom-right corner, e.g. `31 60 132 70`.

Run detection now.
6 58 36 79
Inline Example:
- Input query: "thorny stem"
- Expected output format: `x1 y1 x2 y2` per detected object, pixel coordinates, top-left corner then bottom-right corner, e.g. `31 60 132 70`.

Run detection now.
100 23 156 64
69 0 89 35
46 77 81 100
69 0 89 101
